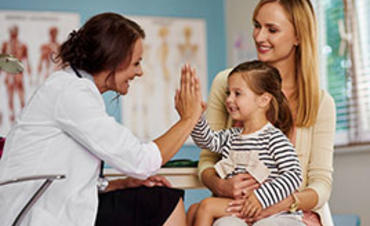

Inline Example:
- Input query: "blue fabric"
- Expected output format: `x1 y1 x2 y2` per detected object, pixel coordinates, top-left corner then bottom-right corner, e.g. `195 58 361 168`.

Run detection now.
333 214 360 226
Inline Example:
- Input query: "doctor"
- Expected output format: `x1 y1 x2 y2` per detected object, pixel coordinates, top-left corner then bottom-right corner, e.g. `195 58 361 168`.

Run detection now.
0 12 203 226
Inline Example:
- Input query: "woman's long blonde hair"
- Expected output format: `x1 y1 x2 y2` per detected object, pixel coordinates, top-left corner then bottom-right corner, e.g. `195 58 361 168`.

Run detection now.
253 0 320 127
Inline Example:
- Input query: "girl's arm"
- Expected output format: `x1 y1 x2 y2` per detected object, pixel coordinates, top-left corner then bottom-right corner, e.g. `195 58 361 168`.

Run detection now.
198 69 231 177
267 92 336 213
262 92 335 213
191 117 236 154
253 132 303 209
234 92 336 222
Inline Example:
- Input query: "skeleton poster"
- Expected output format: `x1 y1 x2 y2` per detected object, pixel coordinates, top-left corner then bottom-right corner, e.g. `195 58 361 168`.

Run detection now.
122 16 207 143
0 11 80 136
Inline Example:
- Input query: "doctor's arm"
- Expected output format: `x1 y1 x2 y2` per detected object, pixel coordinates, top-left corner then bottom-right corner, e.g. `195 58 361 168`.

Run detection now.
104 65 204 191
54 65 202 180
154 64 203 164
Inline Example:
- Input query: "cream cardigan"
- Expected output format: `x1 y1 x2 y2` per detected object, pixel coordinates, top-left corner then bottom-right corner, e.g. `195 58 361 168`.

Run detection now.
198 69 336 226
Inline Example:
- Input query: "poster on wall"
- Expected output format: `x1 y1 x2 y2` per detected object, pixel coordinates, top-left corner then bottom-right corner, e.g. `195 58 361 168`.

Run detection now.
231 31 256 67
0 10 80 136
122 15 207 143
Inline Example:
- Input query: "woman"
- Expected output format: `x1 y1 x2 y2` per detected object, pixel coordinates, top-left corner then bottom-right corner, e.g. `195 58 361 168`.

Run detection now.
198 1 336 225
0 13 202 226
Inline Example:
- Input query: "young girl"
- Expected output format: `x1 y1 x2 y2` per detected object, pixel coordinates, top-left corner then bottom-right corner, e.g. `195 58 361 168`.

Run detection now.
187 60 303 226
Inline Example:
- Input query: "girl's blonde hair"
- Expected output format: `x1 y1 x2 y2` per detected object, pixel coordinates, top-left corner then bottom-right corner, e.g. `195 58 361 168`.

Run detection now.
253 0 319 127
229 60 293 136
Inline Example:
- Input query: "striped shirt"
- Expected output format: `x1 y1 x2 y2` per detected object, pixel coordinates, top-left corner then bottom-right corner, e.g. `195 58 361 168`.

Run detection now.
191 117 303 208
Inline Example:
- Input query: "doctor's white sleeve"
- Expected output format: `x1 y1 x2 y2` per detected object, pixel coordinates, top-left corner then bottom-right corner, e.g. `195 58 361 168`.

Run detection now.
54 80 162 180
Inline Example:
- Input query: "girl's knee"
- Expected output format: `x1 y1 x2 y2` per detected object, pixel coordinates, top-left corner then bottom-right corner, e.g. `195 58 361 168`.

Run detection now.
186 203 199 226
198 197 216 212
187 203 199 217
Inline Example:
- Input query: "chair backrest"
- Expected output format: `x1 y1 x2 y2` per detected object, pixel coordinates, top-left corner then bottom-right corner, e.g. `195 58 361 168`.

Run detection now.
0 174 65 226
0 137 5 159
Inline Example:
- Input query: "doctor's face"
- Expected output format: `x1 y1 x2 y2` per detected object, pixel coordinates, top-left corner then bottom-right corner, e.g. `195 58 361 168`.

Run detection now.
113 38 144 95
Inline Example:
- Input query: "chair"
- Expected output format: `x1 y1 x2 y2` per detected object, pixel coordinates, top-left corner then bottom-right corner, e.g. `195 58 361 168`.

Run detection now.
0 136 5 158
0 174 65 226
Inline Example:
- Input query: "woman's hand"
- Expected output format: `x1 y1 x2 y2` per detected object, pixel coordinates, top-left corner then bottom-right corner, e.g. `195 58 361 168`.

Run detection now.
242 201 285 224
104 175 172 192
175 64 205 122
240 193 262 218
226 197 275 224
217 173 259 199
242 194 292 224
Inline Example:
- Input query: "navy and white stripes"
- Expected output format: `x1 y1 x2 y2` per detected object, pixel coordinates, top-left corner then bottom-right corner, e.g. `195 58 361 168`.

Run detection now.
191 117 302 209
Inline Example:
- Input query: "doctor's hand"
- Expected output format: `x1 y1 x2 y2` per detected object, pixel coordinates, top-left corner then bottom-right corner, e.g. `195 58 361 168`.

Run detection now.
104 175 172 192
175 64 205 122
141 175 172 187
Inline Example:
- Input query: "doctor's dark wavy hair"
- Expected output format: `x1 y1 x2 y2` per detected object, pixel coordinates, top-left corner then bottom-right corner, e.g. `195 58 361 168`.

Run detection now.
229 60 293 136
57 12 145 75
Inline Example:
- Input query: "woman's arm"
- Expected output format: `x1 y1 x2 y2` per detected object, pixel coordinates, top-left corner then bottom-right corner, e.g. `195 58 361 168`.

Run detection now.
304 91 336 209
259 91 335 213
253 133 303 209
240 188 318 223
202 168 259 198
274 91 335 213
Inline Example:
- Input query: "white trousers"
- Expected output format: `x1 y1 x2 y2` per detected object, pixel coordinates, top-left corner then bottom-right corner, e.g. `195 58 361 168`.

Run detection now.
213 213 305 226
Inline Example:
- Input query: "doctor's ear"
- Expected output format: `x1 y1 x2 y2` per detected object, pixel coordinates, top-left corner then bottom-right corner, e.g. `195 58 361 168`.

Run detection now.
258 93 272 108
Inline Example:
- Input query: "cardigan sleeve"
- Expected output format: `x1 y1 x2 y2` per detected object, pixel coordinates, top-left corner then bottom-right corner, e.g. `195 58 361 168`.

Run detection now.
198 69 232 180
307 90 336 209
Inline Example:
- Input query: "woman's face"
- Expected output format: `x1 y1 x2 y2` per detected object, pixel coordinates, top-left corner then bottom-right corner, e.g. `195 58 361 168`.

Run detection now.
253 2 298 65
112 38 144 95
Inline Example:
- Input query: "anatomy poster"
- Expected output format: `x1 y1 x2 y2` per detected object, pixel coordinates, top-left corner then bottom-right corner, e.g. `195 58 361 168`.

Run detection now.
122 16 207 143
0 10 79 136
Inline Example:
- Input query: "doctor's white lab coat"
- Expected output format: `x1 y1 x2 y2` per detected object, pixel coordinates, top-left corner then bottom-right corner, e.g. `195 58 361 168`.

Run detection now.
0 68 162 226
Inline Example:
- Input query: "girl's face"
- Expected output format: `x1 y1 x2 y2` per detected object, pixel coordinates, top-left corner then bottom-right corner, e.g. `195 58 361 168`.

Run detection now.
253 2 298 66
226 73 261 122
112 38 144 95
